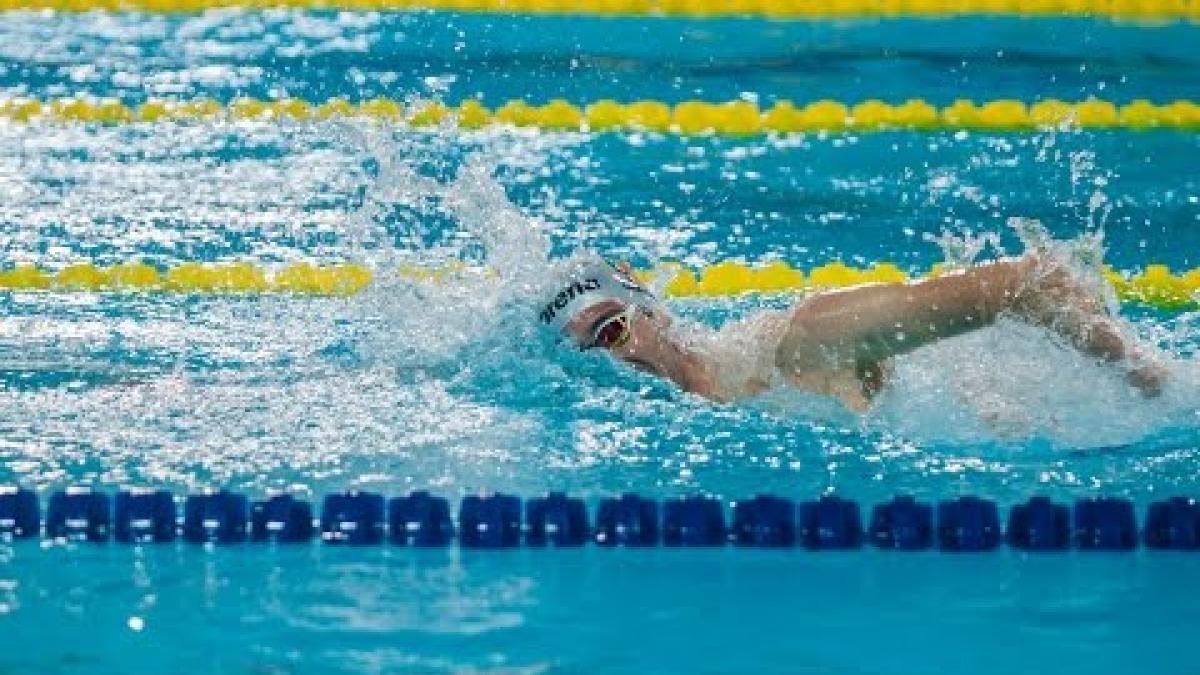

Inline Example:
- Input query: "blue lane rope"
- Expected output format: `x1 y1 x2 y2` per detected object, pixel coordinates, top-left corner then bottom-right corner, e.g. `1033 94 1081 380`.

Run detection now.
2 487 1199 551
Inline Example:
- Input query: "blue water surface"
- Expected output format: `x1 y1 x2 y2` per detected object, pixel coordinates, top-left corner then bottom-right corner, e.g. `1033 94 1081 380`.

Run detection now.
0 10 1198 674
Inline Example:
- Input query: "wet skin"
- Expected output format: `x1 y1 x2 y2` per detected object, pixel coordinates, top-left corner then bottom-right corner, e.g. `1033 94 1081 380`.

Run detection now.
564 256 1167 412
566 300 722 399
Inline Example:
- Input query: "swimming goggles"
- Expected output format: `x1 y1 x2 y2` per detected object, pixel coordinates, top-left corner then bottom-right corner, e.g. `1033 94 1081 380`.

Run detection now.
582 305 634 351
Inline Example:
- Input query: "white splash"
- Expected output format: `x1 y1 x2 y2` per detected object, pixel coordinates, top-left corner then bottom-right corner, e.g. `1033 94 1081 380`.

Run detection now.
330 124 559 369
328 123 1195 451
922 229 1001 270
869 317 1200 449
727 218 1197 449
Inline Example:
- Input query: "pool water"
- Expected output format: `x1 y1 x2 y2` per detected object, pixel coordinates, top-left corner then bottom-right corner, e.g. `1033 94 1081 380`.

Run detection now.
1 9 1199 674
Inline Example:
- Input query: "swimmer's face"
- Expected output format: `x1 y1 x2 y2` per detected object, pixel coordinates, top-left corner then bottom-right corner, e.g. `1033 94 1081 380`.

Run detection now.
565 300 675 376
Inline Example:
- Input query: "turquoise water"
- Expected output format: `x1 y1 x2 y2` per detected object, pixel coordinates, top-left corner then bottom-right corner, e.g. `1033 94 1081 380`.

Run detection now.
1 10 1199 673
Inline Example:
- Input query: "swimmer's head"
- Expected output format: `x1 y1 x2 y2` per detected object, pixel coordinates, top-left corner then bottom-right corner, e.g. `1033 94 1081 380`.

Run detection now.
539 254 696 389
536 254 657 345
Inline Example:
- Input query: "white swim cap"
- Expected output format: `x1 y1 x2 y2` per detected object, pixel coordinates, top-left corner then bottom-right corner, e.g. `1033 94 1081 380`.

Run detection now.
537 254 655 334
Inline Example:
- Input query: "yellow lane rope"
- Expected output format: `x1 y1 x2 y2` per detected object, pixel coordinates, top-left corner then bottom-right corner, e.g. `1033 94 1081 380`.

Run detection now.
3 97 1199 133
1 260 1196 310
0 0 1196 20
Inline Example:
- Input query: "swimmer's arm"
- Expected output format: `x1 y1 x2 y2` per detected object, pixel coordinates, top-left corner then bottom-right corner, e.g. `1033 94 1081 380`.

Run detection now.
775 255 1162 396
776 258 1032 371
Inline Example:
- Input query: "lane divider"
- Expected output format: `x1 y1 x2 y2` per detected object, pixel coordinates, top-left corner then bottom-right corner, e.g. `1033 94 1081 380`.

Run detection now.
0 260 1197 310
0 0 1195 20
3 96 1200 133
0 261 375 296
3 486 1198 550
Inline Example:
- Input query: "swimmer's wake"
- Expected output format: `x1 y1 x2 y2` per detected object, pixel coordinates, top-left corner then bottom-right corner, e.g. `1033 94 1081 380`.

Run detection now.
335 145 1195 450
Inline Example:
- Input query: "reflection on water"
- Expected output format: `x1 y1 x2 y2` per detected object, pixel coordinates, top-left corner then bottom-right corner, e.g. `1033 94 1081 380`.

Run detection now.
1 544 1199 673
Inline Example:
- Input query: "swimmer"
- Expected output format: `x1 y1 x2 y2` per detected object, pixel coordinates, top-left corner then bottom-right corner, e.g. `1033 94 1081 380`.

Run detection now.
539 253 1168 412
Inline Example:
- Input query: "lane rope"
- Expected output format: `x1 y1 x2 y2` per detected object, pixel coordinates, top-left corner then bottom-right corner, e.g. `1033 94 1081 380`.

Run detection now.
1 486 1195 551
1 260 1196 310
0 0 1195 20
2 97 1200 133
